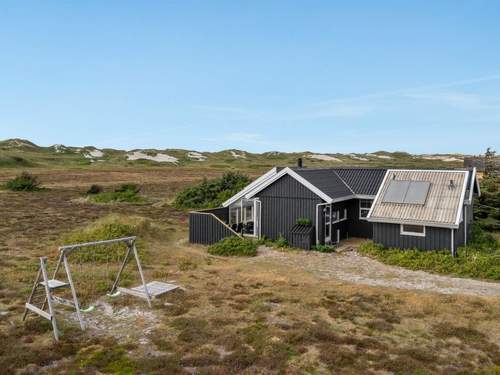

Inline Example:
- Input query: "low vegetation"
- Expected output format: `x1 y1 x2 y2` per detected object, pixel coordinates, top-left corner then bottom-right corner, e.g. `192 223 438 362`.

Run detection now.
173 171 251 209
4 171 41 191
61 214 152 263
86 183 148 204
359 227 500 280
475 172 500 231
295 217 312 226
313 244 336 253
208 236 258 256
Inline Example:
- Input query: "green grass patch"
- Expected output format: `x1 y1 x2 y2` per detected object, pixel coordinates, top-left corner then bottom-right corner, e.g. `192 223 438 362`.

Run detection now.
312 244 336 253
79 345 136 374
61 214 152 263
4 171 42 191
358 234 500 281
208 236 258 257
87 183 148 204
173 171 250 209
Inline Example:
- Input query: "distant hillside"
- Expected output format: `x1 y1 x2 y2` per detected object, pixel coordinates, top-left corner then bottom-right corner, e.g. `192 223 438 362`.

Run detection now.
0 138 482 170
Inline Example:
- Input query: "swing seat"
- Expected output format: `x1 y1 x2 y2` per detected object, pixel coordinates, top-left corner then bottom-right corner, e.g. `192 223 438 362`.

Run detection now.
118 281 178 300
40 279 69 290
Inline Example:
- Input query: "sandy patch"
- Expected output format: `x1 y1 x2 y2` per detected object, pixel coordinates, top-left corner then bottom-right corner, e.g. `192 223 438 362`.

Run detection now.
127 151 178 163
348 154 368 161
187 151 207 161
230 151 246 159
83 149 104 158
308 154 342 162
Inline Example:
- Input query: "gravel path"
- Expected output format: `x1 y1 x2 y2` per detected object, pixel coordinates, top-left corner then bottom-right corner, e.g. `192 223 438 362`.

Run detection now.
257 244 500 297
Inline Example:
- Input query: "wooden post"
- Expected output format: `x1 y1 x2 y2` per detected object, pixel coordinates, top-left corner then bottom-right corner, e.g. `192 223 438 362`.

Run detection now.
63 253 85 330
132 243 152 307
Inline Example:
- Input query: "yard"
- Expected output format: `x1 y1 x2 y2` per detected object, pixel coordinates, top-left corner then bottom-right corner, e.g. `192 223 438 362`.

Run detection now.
1 167 499 374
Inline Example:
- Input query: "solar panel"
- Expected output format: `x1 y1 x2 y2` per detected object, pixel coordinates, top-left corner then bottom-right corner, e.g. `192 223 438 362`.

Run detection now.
404 181 430 204
382 180 431 205
382 180 410 203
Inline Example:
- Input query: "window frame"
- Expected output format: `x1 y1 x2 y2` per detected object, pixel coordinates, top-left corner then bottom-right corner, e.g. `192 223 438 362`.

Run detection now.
400 224 426 237
359 199 372 220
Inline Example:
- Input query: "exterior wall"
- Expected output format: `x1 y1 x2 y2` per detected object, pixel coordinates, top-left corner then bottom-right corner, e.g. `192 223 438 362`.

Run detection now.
373 222 453 252
189 208 236 245
257 175 323 242
347 199 373 238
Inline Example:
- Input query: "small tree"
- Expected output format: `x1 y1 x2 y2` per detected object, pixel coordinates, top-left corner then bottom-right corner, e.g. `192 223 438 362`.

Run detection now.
484 147 497 177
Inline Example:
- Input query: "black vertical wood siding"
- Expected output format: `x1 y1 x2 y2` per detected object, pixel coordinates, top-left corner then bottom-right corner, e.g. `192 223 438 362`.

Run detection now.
257 175 323 242
373 223 453 251
347 199 374 238
189 208 236 245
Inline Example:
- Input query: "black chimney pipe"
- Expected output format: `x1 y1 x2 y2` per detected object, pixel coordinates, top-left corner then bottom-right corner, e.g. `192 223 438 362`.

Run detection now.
297 158 303 168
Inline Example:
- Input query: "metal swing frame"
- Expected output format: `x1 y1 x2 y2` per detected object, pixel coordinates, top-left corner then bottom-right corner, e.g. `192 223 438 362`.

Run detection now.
23 236 152 339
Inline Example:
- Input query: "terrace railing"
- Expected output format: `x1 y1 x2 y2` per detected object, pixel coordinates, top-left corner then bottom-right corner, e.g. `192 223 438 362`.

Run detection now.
189 208 241 245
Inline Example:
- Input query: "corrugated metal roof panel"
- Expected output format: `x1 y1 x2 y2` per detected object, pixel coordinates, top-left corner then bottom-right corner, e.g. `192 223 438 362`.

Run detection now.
332 168 387 195
369 170 468 226
293 168 353 199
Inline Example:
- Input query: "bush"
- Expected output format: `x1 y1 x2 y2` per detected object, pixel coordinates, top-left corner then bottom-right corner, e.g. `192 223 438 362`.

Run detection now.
358 240 500 281
173 172 251 209
87 183 147 204
313 244 336 253
296 218 312 226
87 184 103 195
114 183 141 194
208 236 258 257
275 234 289 248
5 171 41 191
61 215 151 263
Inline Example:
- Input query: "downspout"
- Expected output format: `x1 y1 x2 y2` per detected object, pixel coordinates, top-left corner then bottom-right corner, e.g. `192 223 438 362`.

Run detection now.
464 205 467 247
451 228 455 257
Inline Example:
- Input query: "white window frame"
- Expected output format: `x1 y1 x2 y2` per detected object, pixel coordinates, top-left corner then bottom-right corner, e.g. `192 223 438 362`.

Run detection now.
400 224 426 237
359 199 372 220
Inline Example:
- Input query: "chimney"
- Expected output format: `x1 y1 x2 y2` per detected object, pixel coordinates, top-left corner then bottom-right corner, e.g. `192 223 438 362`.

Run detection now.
449 179 455 188
297 158 303 168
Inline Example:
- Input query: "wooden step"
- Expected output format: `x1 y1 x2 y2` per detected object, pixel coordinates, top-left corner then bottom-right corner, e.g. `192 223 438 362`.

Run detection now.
25 303 52 320
40 279 69 290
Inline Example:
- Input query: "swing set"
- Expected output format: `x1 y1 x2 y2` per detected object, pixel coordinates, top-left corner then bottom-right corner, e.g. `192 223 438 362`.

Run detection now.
23 236 178 341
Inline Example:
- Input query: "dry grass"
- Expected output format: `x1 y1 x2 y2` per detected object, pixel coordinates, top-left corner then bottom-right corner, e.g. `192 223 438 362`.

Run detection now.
0 167 500 374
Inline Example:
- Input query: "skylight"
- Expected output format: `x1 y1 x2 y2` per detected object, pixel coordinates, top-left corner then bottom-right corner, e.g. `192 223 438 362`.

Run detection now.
382 180 430 205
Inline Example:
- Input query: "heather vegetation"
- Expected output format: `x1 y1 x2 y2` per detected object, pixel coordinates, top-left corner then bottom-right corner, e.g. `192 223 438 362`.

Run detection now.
359 225 500 281
173 172 251 209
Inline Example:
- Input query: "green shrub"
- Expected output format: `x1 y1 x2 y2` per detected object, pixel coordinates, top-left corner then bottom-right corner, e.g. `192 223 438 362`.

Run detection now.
61 215 151 263
208 236 258 257
275 234 289 248
358 240 500 281
296 218 312 226
87 184 103 195
87 183 147 204
114 183 140 194
173 172 251 209
5 171 41 191
313 244 336 253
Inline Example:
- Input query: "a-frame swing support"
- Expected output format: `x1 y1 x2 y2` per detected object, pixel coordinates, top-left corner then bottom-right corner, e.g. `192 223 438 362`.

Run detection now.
23 236 154 340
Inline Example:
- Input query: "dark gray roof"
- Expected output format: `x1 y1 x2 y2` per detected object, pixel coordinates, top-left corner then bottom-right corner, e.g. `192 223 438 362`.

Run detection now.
291 167 386 200
332 168 387 195
293 168 353 199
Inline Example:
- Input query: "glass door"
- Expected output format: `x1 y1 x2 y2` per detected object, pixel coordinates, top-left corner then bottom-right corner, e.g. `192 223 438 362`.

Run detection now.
324 205 331 244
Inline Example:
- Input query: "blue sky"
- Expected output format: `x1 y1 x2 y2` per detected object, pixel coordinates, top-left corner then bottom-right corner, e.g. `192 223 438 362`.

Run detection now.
1 1 499 154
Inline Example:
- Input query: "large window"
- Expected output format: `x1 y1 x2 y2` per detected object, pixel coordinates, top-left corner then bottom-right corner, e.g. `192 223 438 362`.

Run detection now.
359 199 373 220
229 199 260 237
400 224 426 237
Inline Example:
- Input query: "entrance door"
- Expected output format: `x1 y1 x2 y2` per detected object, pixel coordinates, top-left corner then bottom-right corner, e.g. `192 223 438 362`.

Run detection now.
324 205 331 244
